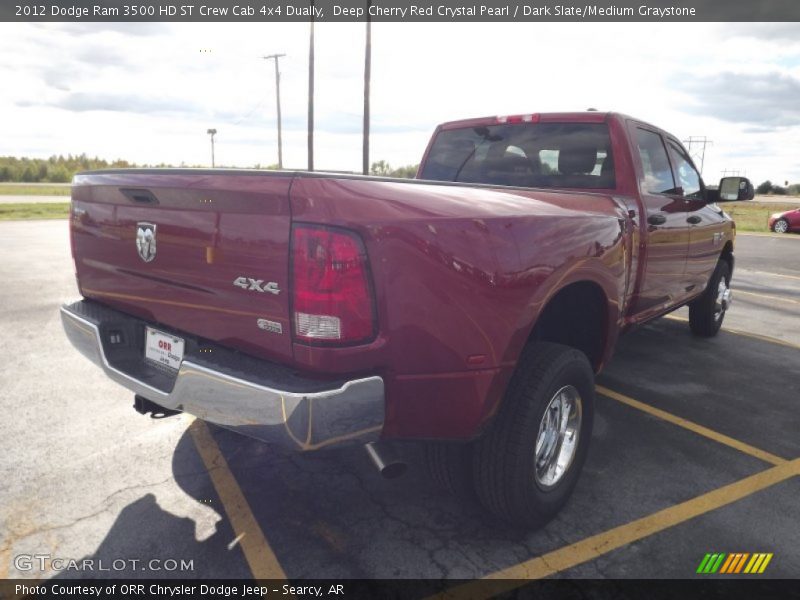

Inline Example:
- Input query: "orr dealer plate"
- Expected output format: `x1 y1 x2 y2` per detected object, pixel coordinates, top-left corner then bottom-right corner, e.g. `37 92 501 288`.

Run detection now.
144 326 185 371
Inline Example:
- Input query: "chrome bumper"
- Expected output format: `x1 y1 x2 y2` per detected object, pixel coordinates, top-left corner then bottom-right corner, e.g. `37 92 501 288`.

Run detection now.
60 300 384 450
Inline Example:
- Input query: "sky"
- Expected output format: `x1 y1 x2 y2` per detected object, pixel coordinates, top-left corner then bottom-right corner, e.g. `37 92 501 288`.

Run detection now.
1 21 799 185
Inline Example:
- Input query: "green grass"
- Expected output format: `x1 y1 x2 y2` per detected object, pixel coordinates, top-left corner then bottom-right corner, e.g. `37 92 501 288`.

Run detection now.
0 183 71 196
0 202 70 220
723 202 799 233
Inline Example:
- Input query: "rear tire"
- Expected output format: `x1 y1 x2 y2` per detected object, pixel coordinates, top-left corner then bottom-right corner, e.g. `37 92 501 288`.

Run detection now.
772 218 789 234
689 259 731 337
423 442 474 497
472 342 595 528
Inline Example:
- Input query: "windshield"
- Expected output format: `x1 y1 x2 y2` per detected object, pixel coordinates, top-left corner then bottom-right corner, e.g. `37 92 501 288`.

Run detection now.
420 122 616 190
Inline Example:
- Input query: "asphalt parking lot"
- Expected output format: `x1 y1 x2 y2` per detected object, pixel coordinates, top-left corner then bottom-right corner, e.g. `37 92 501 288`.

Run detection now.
1 220 798 588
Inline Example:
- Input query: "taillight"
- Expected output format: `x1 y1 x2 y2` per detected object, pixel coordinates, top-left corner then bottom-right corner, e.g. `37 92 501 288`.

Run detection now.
291 224 376 345
496 114 540 124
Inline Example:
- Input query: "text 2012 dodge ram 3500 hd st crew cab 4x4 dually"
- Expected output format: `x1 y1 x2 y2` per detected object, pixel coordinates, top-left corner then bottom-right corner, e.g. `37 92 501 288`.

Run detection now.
61 112 754 526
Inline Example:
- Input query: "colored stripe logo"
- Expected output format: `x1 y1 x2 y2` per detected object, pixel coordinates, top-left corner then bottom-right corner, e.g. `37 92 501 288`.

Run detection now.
696 552 773 574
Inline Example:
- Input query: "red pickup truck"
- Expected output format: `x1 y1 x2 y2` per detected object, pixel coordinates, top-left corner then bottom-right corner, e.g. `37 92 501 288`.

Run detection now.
61 112 753 526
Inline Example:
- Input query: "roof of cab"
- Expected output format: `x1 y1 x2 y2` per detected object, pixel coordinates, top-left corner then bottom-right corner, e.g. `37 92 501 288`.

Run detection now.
435 111 660 130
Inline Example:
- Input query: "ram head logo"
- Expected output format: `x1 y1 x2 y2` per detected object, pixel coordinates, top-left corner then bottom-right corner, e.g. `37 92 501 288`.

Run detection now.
136 223 157 263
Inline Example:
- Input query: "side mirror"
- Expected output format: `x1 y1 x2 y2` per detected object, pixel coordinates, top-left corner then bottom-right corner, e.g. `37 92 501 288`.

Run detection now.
717 176 754 202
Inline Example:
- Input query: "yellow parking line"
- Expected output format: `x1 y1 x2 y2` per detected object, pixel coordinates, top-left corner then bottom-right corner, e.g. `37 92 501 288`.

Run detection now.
736 289 800 305
596 385 787 466
433 458 800 599
189 419 288 580
716 326 800 351
662 314 800 351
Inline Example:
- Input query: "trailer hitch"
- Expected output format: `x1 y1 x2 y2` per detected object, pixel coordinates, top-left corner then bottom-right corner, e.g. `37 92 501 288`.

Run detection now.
134 394 181 419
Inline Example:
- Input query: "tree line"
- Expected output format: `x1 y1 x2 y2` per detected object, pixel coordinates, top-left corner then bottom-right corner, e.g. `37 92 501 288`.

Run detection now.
2 155 794 192
0 155 136 183
369 160 419 178
0 155 420 183
755 180 800 196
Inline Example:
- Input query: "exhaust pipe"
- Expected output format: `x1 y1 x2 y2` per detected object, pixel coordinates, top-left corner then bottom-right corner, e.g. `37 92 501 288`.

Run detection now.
134 395 181 419
365 442 407 479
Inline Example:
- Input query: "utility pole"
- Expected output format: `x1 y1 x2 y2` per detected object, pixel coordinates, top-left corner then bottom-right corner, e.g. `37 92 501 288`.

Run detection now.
722 168 746 178
683 136 712 175
307 0 315 171
206 128 217 167
362 0 372 175
261 53 286 169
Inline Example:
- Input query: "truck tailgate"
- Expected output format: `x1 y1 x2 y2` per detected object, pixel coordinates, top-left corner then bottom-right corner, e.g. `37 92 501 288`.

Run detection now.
70 171 295 364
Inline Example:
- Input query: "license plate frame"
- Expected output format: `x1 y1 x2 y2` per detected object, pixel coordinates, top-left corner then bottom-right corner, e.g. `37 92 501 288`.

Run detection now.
144 326 185 372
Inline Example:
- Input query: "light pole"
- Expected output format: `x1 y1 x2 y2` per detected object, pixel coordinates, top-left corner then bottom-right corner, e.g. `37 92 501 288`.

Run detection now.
261 53 286 169
362 0 371 175
308 2 315 171
206 128 217 167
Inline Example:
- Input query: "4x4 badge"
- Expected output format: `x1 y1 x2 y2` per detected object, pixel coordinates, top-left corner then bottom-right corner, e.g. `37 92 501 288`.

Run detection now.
136 223 157 263
233 276 280 295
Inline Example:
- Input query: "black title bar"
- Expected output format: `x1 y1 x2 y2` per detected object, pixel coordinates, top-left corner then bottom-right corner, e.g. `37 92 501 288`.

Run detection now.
3 0 800 22
0 578 795 600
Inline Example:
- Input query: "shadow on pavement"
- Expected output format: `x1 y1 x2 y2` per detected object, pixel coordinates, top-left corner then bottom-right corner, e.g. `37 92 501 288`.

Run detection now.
54 434 251 579
55 316 799 580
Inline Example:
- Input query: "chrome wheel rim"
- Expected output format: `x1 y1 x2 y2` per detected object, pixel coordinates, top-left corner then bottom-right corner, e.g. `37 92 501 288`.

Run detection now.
534 385 582 489
774 220 788 233
714 277 732 321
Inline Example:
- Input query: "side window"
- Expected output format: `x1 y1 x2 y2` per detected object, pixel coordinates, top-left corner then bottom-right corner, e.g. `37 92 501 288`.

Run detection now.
538 149 559 174
667 141 703 200
636 129 676 194
505 145 527 158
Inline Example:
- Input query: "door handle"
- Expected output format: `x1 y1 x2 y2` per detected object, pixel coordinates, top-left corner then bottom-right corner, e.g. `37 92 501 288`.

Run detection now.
687 215 702 225
121 188 159 205
647 214 667 226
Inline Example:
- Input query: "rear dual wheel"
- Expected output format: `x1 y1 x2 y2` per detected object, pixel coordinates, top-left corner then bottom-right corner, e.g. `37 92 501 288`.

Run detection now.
424 342 595 528
423 440 473 498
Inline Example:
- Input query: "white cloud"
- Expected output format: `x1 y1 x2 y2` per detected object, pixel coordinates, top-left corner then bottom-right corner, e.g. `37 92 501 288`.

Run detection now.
0 21 799 183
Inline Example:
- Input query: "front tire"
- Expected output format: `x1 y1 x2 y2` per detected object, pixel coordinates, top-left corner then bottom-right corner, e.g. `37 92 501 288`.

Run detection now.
689 259 731 337
472 342 595 528
773 218 789 234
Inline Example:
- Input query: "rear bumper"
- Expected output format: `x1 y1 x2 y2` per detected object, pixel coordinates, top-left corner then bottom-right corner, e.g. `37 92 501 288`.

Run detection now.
60 299 385 450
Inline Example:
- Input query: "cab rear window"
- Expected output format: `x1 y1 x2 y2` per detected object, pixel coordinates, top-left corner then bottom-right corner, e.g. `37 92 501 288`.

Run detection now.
420 122 615 190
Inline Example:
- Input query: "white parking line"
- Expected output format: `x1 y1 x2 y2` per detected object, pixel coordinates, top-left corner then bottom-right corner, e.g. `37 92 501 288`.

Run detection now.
738 232 800 240
739 269 800 282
